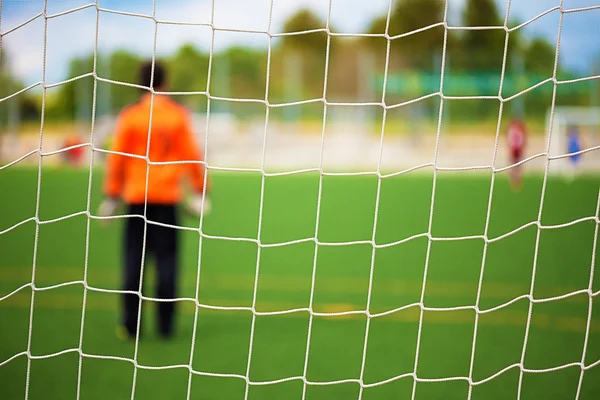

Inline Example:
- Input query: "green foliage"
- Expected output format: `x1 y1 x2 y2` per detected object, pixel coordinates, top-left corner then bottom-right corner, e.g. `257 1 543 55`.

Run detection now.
166 44 209 111
108 51 142 113
52 55 95 121
367 0 446 70
278 8 329 102
524 37 557 76
461 0 506 71
0 64 15 129
594 56 600 107
390 0 446 70
0 51 30 130
0 2 595 126
167 44 208 94
0 55 12 98
281 8 327 57
215 46 267 99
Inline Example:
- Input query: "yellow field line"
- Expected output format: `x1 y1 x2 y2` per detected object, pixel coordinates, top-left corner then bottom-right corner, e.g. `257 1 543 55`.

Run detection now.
0 266 589 305
1 290 598 335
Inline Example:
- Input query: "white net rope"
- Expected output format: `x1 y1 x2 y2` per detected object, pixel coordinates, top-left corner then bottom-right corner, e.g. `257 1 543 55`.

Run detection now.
0 0 600 399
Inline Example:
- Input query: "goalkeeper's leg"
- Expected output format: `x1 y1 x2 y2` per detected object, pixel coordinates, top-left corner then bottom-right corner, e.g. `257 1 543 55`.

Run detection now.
149 205 179 339
122 205 146 339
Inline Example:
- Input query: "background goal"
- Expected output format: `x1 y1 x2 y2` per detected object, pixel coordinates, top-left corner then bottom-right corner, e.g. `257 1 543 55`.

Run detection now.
546 106 600 175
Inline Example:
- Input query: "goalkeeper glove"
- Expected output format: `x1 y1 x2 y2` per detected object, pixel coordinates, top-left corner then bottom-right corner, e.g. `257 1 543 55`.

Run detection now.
97 198 120 224
185 194 212 217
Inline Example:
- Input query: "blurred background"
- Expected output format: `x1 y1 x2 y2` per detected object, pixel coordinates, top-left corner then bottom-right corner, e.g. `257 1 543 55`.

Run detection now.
0 0 599 171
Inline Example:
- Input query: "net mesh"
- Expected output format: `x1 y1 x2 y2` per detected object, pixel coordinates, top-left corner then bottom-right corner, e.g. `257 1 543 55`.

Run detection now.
1 0 600 399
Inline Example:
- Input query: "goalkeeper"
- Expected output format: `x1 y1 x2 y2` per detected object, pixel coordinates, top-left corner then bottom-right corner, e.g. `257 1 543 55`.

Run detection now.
98 60 210 340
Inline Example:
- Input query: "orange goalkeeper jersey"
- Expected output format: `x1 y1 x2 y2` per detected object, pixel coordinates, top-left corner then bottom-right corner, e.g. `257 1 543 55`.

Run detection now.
104 94 209 205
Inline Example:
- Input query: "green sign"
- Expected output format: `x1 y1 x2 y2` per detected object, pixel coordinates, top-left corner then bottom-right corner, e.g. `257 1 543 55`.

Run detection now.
377 72 594 97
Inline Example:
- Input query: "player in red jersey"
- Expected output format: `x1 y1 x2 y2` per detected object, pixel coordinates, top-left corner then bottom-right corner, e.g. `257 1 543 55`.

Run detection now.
506 118 527 191
61 135 85 167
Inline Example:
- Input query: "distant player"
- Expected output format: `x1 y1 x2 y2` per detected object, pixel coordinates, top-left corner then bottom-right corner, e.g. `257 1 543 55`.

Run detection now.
97 60 211 340
506 118 527 191
61 136 85 167
566 125 583 181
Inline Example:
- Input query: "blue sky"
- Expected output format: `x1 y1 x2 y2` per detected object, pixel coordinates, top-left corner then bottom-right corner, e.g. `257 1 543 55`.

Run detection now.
1 0 599 85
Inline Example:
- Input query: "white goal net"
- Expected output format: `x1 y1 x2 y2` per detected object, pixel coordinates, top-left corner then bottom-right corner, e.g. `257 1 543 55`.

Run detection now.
1 1 600 400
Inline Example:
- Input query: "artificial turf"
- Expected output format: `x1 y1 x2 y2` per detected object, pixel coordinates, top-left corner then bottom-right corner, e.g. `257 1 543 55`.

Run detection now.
1 166 599 399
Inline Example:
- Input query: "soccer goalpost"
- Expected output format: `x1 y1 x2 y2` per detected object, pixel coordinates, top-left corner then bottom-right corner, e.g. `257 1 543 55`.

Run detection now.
2 1 600 400
546 106 600 175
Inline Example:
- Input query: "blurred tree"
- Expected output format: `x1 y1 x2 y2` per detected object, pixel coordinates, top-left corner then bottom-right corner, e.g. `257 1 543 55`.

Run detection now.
208 46 268 116
391 0 446 70
524 37 557 77
0 51 14 128
51 50 140 121
593 55 600 108
216 46 266 99
281 8 327 56
367 15 386 36
367 0 446 70
327 38 363 102
276 9 330 101
0 52 36 126
456 17 526 74
363 0 446 121
461 0 506 71
167 44 208 93
167 44 209 110
0 50 11 98
53 55 94 121
108 50 141 113
506 18 526 70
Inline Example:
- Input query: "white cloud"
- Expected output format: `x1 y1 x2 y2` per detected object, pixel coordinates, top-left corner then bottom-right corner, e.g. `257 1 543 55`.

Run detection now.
2 12 45 86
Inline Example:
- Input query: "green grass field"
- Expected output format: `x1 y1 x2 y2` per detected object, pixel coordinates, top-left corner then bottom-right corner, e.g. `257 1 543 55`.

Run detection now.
1 166 600 399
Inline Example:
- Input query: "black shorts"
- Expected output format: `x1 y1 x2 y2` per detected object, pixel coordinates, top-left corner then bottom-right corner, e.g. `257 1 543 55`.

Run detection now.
125 203 179 258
